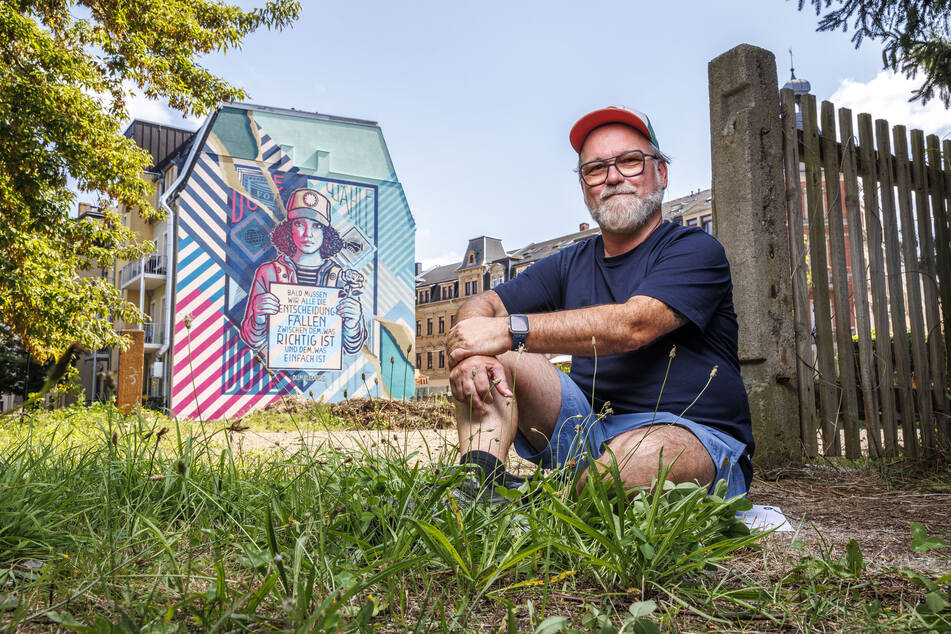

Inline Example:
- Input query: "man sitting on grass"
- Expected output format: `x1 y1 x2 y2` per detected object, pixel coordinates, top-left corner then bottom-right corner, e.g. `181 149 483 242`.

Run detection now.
446 107 753 502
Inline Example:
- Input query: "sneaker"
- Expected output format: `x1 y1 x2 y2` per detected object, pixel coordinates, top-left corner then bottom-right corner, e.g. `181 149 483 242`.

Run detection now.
446 470 530 509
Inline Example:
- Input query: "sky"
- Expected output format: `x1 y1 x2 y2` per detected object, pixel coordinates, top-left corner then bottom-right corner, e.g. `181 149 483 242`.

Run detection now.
130 0 951 270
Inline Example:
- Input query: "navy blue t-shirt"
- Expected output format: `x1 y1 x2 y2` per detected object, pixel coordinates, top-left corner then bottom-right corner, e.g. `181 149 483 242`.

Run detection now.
494 222 753 485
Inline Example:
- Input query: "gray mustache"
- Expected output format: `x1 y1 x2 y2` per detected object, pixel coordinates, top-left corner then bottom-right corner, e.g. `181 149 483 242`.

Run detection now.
599 185 639 201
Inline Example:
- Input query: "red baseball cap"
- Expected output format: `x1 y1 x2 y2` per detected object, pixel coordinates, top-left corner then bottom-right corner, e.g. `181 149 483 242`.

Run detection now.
569 106 659 153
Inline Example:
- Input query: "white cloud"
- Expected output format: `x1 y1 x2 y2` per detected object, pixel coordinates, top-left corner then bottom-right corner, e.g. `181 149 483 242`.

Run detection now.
830 70 951 138
418 251 461 271
124 86 202 130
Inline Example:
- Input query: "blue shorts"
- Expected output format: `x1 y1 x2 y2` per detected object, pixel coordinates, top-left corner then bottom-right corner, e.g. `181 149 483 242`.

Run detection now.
513 370 749 498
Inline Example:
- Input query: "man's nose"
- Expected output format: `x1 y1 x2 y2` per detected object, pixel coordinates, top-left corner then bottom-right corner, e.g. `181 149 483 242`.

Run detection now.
604 161 626 185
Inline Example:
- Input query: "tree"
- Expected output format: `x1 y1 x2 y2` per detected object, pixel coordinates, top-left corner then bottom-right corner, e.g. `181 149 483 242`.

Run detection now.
798 0 951 106
0 324 50 398
0 0 300 363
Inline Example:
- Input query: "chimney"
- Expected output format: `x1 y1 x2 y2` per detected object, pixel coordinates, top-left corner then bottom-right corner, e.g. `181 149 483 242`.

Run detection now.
579 222 589 232
415 262 422 275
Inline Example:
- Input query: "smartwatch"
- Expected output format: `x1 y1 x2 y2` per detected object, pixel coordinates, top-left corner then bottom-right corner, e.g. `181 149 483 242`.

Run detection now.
509 314 529 351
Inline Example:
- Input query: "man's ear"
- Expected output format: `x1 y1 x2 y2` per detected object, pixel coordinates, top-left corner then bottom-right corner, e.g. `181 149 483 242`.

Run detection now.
658 160 669 190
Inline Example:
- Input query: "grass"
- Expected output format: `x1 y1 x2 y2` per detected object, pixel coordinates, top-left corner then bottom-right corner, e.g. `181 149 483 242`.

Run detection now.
0 403 948 632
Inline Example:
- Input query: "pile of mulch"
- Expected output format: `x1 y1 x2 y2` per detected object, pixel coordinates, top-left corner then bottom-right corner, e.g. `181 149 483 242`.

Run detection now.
261 396 456 430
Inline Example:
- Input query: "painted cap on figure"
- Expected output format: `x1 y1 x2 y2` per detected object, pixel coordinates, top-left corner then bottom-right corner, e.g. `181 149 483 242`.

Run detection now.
569 106 660 153
286 188 331 225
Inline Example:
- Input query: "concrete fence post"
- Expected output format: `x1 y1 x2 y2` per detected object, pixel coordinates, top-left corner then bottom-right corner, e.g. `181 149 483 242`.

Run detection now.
708 44 801 468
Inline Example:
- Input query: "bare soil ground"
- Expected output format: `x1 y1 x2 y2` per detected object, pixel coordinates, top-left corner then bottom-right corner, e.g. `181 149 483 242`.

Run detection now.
228 396 951 574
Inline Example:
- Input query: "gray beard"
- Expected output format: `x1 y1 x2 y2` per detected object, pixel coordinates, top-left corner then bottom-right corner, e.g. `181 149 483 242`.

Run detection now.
588 184 664 233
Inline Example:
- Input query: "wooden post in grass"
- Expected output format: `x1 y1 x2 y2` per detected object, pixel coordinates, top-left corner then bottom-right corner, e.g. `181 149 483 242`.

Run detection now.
117 329 144 413
708 44 801 468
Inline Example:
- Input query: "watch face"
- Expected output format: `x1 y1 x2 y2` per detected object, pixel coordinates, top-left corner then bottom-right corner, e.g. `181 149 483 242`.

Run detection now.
510 314 529 334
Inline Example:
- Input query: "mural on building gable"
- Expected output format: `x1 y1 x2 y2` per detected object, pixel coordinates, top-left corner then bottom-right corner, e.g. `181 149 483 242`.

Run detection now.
239 187 368 368
170 109 415 420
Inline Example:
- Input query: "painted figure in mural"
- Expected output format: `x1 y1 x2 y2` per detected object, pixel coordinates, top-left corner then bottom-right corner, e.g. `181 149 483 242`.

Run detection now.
240 188 368 355
446 107 753 505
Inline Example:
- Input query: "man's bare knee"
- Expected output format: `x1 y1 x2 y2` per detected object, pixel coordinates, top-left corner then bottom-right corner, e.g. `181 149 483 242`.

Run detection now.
575 425 716 496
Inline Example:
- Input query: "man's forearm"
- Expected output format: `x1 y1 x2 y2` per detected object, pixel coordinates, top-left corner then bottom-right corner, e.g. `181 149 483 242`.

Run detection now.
448 294 685 363
456 290 508 321
528 296 682 355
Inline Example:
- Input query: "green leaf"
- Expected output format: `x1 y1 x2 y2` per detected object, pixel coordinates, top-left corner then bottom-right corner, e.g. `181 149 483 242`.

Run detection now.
46 610 96 633
910 522 948 552
925 591 949 613
844 538 864 577
534 616 568 634
410 518 471 578
628 600 657 618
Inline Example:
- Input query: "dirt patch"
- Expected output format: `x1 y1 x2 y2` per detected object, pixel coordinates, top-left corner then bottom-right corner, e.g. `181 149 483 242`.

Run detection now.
258 395 456 429
222 428 537 472
750 464 951 572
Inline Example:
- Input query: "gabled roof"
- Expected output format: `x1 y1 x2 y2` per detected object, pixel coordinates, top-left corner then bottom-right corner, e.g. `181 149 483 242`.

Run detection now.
124 120 196 171
508 225 601 267
417 263 459 285
661 188 712 222
457 236 506 271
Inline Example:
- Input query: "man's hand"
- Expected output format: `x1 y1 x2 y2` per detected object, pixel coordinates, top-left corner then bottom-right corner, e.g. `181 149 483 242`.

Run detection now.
449 355 514 414
447 316 510 364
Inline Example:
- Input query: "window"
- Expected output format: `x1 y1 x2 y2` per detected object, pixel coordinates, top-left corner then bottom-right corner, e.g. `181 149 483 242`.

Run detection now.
700 214 713 234
450 314 456 327
464 281 470 296
472 280 479 294
416 353 421 368
427 352 433 369
426 318 433 335
686 217 699 227
467 253 475 264
438 351 445 368
416 320 422 336
438 316 445 334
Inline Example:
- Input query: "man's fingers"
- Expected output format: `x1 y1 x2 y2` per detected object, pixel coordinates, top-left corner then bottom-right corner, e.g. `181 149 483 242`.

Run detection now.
491 376 513 398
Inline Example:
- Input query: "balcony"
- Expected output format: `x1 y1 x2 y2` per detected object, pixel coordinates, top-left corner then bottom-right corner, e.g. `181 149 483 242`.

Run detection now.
121 254 167 291
142 321 163 350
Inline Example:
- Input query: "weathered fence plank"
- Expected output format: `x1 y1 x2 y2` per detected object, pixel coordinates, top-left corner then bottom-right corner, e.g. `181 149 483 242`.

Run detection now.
877 120 919 458
802 94 840 455
940 139 951 418
859 114 899 456
781 88 818 457
894 125 935 451
926 135 951 445
821 102 862 458
840 108 882 457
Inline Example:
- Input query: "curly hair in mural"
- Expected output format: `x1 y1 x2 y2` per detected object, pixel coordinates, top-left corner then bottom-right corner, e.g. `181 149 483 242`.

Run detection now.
270 218 344 259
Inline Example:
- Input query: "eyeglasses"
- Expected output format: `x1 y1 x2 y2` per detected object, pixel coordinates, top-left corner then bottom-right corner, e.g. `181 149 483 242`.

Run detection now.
578 149 660 186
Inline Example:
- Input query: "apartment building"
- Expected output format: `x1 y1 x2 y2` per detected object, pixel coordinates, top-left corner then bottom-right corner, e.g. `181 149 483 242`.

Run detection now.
80 104 416 418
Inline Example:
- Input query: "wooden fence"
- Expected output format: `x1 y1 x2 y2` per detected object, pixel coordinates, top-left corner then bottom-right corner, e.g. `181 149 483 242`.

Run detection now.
780 89 951 459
